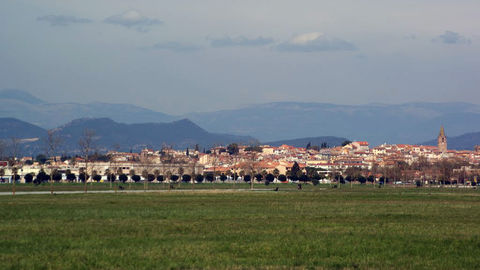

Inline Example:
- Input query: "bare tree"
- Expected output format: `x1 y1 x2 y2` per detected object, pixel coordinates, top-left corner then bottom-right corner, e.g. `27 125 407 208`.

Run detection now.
9 137 21 195
78 129 95 193
45 130 62 195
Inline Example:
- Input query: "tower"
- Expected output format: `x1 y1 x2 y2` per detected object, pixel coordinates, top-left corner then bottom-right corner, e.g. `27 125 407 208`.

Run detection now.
437 126 447 153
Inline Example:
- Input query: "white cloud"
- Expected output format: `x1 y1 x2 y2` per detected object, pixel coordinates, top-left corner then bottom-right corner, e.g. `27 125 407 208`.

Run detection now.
277 32 356 52
104 10 163 32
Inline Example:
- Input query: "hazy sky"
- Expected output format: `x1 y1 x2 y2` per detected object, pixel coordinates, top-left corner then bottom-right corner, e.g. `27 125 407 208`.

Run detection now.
1 0 479 114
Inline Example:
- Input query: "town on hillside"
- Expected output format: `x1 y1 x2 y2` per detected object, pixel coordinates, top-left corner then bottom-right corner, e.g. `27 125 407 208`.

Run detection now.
1 127 480 186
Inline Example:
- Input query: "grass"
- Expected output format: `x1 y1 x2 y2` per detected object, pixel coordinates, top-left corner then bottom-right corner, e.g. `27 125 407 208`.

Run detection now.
1 187 480 269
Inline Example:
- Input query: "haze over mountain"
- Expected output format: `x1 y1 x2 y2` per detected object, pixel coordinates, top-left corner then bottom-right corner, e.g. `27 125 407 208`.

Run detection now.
0 117 256 155
421 132 480 151
0 89 176 129
2 89 480 147
185 102 480 146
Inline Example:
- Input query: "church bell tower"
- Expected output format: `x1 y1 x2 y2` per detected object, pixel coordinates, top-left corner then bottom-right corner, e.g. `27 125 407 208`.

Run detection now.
438 126 447 153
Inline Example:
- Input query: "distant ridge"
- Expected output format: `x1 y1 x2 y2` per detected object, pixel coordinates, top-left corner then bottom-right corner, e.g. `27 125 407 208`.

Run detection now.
0 89 45 105
420 131 480 150
185 101 480 145
0 117 256 155
0 89 176 128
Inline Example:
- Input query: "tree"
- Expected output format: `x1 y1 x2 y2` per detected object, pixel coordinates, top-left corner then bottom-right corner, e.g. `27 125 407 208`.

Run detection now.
255 174 263 182
243 175 251 183
132 175 141 182
35 170 49 184
170 175 179 183
272 169 280 179
182 174 191 182
66 173 77 182
0 168 5 183
79 129 95 193
36 154 48 164
278 174 287 182
289 162 301 181
227 143 239 155
147 174 155 182
195 174 204 183
9 137 21 195
341 140 352 147
24 173 34 183
245 145 262 152
93 173 102 182
45 129 62 194
358 175 367 184
220 174 227 182
299 173 309 183
265 173 275 183
52 170 62 182
306 142 311 149
156 175 164 182
205 173 214 183
119 174 128 183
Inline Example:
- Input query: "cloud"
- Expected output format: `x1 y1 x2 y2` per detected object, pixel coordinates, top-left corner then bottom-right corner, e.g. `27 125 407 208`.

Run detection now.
210 36 274 47
433 31 471 44
37 15 92 26
276 32 356 52
104 10 162 32
152 42 201 52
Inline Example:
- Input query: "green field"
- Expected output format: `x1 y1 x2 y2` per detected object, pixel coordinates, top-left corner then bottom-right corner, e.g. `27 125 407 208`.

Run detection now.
1 187 480 269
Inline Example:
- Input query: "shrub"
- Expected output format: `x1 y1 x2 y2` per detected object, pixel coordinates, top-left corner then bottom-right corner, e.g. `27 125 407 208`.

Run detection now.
119 174 128 183
131 175 141 182
170 175 179 182
182 174 191 182
24 173 34 183
66 173 76 182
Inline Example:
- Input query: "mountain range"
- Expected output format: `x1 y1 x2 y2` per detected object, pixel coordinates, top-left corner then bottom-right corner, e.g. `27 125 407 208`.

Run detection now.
0 117 257 155
0 89 175 128
1 89 480 148
421 132 480 150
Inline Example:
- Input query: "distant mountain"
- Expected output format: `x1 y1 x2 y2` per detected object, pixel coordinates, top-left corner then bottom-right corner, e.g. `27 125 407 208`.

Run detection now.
185 102 480 146
0 118 46 139
264 136 348 148
0 89 46 105
420 132 480 150
0 89 176 128
0 117 257 155
54 118 256 153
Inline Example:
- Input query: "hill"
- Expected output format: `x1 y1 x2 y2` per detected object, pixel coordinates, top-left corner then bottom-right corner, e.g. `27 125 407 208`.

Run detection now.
0 89 176 128
0 117 256 155
0 118 47 140
420 131 480 150
264 136 348 148
185 102 480 145
55 118 256 153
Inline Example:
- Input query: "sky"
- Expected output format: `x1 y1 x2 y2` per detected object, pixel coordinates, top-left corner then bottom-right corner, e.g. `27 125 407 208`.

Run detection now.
1 0 479 114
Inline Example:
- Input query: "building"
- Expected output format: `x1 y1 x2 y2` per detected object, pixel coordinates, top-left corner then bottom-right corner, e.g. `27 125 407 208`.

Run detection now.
438 126 447 153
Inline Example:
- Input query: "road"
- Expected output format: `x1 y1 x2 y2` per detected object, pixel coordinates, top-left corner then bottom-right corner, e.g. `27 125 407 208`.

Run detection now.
0 189 275 196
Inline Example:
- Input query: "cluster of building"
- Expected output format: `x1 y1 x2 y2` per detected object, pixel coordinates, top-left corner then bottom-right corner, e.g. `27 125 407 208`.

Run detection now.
2 127 480 184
